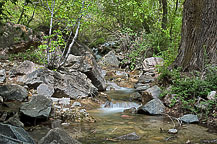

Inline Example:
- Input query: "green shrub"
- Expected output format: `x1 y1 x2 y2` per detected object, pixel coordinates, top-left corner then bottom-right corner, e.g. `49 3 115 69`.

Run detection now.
159 66 217 116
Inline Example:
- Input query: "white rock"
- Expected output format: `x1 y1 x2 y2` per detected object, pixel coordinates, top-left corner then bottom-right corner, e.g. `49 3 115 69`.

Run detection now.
58 98 70 106
207 91 216 100
168 128 178 134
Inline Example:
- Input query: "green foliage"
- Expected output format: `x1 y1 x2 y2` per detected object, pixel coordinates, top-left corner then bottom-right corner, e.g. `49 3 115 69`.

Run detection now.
9 47 46 64
159 66 217 117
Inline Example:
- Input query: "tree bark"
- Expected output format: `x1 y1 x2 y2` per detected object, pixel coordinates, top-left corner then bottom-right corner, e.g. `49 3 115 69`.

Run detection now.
161 0 167 30
173 0 217 71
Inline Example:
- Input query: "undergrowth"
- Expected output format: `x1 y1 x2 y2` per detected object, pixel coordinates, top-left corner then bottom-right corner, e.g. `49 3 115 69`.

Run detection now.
159 66 217 119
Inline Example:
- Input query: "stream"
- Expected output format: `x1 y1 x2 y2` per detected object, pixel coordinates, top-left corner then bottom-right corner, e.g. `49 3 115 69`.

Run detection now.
63 89 217 144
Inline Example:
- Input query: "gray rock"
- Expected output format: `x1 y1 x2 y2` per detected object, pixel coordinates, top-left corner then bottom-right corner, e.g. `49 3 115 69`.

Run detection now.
38 128 81 144
0 69 6 83
138 99 165 115
37 83 54 97
178 114 199 123
51 119 62 129
0 84 28 102
207 91 216 100
143 57 164 71
106 81 123 91
130 92 142 101
65 54 83 68
99 51 120 68
21 68 98 99
10 60 41 77
135 84 150 91
0 123 35 144
20 95 52 118
66 53 106 91
20 68 55 88
143 85 162 99
5 113 24 127
137 74 155 84
140 85 162 104
53 72 98 99
116 132 140 140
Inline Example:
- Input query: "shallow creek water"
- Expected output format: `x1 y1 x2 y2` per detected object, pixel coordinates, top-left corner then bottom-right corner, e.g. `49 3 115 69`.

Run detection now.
64 89 217 144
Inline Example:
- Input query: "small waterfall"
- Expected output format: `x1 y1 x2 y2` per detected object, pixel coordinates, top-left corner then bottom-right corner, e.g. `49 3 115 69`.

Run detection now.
99 101 141 113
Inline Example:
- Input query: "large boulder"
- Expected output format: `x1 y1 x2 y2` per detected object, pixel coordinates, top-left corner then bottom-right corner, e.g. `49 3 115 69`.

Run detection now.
137 99 165 115
20 95 52 118
98 51 120 68
0 23 41 54
53 71 98 99
0 123 35 144
0 69 6 83
0 84 28 102
38 128 81 144
20 68 98 99
65 53 106 91
18 68 55 88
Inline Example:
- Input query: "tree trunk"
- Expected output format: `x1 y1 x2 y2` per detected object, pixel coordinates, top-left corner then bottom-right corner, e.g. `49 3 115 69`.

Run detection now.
161 0 167 30
173 0 217 71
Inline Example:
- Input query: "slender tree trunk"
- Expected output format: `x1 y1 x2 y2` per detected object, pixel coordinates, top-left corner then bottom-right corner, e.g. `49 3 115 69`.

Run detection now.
173 0 217 71
17 1 27 24
161 0 167 30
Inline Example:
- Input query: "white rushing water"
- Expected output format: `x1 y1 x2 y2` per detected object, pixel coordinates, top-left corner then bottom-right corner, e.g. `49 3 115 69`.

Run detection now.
99 100 141 113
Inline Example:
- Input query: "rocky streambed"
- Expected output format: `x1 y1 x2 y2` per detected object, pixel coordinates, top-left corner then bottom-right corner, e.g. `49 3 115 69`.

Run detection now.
0 51 217 144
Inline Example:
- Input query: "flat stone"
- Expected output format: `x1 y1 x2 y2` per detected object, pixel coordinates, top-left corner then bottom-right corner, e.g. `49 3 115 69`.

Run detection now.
20 95 52 118
178 114 199 123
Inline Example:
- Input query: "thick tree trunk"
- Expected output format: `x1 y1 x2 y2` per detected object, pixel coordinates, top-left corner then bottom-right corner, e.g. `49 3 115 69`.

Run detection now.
173 0 217 71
